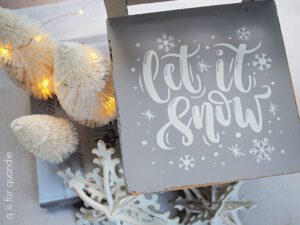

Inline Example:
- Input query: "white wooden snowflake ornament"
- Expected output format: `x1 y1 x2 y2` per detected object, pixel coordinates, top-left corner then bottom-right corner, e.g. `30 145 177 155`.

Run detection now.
172 183 255 225
58 140 179 225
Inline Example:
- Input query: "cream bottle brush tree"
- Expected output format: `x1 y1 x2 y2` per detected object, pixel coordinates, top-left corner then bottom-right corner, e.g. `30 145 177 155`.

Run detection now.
11 114 79 164
0 7 56 100
54 42 117 128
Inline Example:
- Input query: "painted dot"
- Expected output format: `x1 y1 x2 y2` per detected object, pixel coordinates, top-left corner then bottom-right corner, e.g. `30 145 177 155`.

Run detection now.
151 161 156 165
133 86 138 90
271 81 275 85
217 49 224 56
194 40 196 43
268 120 271 124
201 156 206 161
281 149 286 154
137 122 140 126
152 148 156 151
253 72 256 75
211 35 215 39
146 130 149 134
247 62 251 66
280 131 283 134
277 117 281 121
221 162 226 166
219 144 223 148
137 58 140 62
222 131 225 134
138 102 141 105
205 46 210 50
141 140 148 146
228 36 232 40
131 67 136 72
214 152 219 157
169 161 174 165
268 130 272 134
136 43 141 47
178 40 181 43
214 162 217 165
236 132 242 138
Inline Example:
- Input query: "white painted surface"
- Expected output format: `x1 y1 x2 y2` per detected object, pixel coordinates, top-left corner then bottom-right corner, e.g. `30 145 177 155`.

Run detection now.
0 0 299 225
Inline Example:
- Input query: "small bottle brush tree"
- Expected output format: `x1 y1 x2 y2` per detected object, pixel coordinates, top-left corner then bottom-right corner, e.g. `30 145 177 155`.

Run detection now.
11 114 79 164
54 42 117 128
0 7 55 100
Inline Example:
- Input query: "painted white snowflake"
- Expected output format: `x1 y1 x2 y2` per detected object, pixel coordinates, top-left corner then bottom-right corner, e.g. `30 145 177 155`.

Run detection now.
249 138 275 163
228 144 245 158
179 155 195 171
197 60 211 73
253 53 272 71
268 102 278 117
141 110 157 121
236 26 251 41
156 33 176 52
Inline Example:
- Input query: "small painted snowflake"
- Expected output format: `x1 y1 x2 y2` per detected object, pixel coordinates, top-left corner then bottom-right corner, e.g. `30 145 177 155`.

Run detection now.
179 155 195 171
197 60 211 73
268 102 278 117
228 144 245 158
236 26 251 41
156 33 176 52
250 138 275 163
141 110 157 121
253 53 272 71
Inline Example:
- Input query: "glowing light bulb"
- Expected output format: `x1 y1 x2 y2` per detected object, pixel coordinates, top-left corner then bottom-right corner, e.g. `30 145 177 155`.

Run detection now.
106 97 116 110
35 35 42 42
0 47 9 56
90 52 98 59
78 9 84 15
42 79 49 87
38 78 51 97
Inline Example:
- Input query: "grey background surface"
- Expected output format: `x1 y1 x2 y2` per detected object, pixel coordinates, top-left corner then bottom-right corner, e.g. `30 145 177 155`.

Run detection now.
108 1 300 193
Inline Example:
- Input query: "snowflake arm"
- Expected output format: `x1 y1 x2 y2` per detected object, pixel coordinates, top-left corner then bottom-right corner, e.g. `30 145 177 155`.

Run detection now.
58 140 179 225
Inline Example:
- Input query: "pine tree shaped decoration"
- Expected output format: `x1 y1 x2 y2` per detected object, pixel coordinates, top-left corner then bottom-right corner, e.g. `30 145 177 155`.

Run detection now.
0 7 55 100
11 115 78 164
54 42 117 128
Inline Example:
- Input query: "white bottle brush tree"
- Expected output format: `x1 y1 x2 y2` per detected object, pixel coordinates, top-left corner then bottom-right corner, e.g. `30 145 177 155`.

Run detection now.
54 42 117 128
0 7 56 100
11 114 79 164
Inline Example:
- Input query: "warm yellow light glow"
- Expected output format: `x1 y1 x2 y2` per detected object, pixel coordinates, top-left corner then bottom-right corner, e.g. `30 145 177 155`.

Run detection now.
78 9 84 15
42 79 49 87
38 78 51 97
90 52 98 59
0 47 9 56
105 97 116 113
35 35 42 42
